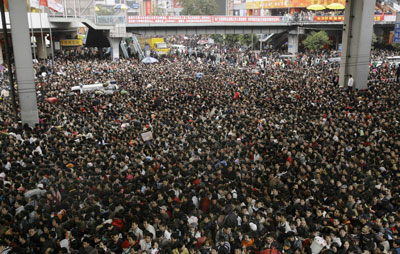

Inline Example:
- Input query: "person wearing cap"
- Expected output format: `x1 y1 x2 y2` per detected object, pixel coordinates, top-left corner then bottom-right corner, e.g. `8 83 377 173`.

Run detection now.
159 205 169 220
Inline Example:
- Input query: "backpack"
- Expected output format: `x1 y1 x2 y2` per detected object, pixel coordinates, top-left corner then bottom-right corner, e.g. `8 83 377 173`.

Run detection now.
223 211 238 228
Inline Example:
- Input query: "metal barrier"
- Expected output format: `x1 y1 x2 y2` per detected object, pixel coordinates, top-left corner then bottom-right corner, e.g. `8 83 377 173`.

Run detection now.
96 16 126 25
132 35 144 60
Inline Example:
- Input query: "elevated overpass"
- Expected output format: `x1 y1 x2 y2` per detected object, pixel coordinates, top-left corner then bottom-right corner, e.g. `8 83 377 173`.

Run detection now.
122 15 394 36
0 12 391 38
46 14 395 36
1 11 393 58
45 13 396 58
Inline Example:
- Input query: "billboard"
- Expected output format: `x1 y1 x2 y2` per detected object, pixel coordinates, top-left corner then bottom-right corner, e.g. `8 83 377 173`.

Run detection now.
246 0 346 9
60 39 83 46
313 14 386 22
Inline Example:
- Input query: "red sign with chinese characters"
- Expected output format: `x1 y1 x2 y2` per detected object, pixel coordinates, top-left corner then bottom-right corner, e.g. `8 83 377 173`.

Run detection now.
145 0 152 16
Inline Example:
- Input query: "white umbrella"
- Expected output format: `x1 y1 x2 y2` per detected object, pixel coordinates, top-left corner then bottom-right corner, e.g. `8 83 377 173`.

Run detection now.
142 57 159 64
197 40 208 45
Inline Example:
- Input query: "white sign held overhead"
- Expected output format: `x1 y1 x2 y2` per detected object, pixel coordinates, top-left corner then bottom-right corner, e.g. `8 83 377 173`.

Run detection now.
141 131 153 141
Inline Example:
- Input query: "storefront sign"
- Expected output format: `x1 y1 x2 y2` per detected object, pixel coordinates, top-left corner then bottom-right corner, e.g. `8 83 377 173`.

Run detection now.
60 39 83 46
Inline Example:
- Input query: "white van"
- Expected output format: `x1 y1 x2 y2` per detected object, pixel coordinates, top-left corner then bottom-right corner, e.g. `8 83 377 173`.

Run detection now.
279 54 297 63
386 56 400 68
71 82 119 94
171 44 186 54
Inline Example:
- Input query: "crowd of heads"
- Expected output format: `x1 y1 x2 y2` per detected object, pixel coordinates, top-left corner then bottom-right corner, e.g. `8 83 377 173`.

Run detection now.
0 46 400 254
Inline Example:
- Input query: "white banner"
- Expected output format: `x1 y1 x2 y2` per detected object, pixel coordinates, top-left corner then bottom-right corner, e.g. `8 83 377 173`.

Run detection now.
384 15 396 22
30 0 41 9
48 0 64 12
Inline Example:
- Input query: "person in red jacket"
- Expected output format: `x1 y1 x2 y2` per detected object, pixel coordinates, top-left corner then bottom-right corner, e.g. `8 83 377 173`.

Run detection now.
234 92 240 100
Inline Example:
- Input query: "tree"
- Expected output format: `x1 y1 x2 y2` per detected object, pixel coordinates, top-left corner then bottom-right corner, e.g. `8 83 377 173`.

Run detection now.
239 34 259 49
152 5 166 15
224 34 240 47
372 33 377 45
302 31 331 50
392 42 400 51
95 5 111 16
178 0 219 15
210 34 224 44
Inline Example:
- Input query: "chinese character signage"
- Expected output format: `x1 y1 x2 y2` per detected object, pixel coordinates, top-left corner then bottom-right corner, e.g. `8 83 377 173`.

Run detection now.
127 16 282 24
145 0 152 16
60 39 83 46
313 15 385 22
246 0 346 9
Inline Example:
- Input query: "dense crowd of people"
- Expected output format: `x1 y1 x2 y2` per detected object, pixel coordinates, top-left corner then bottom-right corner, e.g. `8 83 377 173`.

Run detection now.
0 47 400 254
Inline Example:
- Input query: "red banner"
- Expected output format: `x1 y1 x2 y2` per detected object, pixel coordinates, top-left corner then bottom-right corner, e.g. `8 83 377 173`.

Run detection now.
246 0 346 9
40 0 48 6
127 16 282 24
145 0 152 16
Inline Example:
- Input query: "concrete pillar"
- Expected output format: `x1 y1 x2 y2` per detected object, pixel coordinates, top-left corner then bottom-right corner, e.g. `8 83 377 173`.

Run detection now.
338 0 375 89
110 38 121 60
36 35 48 60
8 0 39 126
288 33 299 54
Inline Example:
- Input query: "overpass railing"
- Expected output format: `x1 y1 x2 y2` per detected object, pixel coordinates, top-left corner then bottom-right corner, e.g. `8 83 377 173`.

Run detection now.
47 12 395 27
125 14 395 25
96 16 126 25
